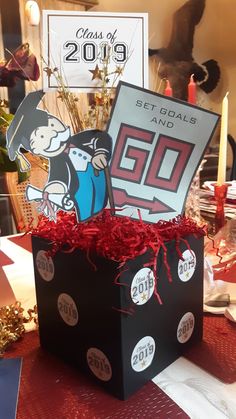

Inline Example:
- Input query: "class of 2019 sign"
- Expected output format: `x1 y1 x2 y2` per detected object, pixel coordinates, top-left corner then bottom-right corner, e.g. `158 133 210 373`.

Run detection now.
42 11 148 91
107 82 220 223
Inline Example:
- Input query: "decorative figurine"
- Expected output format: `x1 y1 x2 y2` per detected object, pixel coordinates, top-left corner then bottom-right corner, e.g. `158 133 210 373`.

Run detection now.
149 0 220 100
6 91 112 222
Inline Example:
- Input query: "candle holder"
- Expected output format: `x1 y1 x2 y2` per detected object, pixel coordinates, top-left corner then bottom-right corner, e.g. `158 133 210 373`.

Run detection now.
213 183 229 233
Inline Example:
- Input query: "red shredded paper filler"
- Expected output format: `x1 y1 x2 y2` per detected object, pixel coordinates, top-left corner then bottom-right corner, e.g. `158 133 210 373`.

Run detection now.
31 210 205 264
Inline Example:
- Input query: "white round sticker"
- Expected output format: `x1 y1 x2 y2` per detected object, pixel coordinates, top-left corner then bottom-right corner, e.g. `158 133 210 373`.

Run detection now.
131 336 155 372
87 348 112 381
130 268 155 305
57 293 78 326
178 249 196 282
36 250 54 281
177 312 195 343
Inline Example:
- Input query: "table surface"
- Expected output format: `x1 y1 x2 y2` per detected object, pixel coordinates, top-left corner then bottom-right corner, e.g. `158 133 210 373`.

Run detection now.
1 234 236 419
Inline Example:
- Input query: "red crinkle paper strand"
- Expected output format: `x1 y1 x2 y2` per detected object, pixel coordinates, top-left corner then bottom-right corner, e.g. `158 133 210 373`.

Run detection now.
31 210 206 307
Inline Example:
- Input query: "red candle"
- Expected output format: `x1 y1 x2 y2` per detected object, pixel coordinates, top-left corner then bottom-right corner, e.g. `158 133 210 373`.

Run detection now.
188 75 196 104
164 79 173 97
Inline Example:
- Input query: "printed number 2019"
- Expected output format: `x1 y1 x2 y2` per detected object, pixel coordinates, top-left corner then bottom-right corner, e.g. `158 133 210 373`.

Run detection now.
132 344 154 365
177 319 194 339
87 355 110 374
37 258 53 273
179 258 195 276
64 41 127 64
132 277 154 298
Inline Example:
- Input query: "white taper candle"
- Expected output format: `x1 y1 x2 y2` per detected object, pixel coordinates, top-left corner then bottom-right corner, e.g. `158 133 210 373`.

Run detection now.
217 92 229 185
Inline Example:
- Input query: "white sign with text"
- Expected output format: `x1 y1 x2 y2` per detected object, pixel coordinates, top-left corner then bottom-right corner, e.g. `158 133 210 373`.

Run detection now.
42 11 148 91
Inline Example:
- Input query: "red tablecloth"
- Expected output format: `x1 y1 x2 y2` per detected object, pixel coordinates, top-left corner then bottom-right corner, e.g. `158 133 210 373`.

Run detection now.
186 314 236 384
2 235 236 417
6 332 188 419
5 314 236 419
0 250 13 267
8 235 32 253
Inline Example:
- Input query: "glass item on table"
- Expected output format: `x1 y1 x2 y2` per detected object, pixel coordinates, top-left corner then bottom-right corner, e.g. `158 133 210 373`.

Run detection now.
204 216 236 276
185 159 206 223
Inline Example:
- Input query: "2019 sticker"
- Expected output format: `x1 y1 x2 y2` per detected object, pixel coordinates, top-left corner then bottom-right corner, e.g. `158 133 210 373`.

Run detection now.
87 347 112 381
57 293 79 326
36 250 54 281
178 249 196 282
130 267 155 305
131 336 155 372
177 312 195 343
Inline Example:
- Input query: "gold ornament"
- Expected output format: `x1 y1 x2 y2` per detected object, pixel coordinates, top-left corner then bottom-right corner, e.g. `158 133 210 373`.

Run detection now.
115 66 123 76
43 67 53 77
42 46 129 132
0 302 38 357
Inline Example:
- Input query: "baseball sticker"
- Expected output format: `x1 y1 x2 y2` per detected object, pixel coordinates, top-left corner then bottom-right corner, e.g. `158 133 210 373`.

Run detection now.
131 336 156 372
177 312 195 343
178 249 196 282
57 293 79 326
36 250 54 281
87 348 112 381
130 267 155 305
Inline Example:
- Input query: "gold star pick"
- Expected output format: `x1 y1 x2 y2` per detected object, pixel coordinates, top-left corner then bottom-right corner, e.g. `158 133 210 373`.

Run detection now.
141 293 147 302
141 360 146 367
43 67 54 78
115 66 123 76
89 64 103 81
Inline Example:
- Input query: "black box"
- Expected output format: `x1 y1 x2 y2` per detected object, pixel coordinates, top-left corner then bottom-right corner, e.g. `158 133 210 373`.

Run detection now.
32 234 203 400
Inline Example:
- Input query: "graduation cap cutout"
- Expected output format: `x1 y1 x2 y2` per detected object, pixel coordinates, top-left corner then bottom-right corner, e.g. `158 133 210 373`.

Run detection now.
6 90 48 171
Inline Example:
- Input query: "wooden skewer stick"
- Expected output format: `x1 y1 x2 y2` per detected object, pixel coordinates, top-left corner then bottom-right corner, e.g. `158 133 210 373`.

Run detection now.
104 166 115 215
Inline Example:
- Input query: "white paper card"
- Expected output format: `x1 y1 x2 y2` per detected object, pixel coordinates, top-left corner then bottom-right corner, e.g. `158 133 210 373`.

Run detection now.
42 11 148 92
